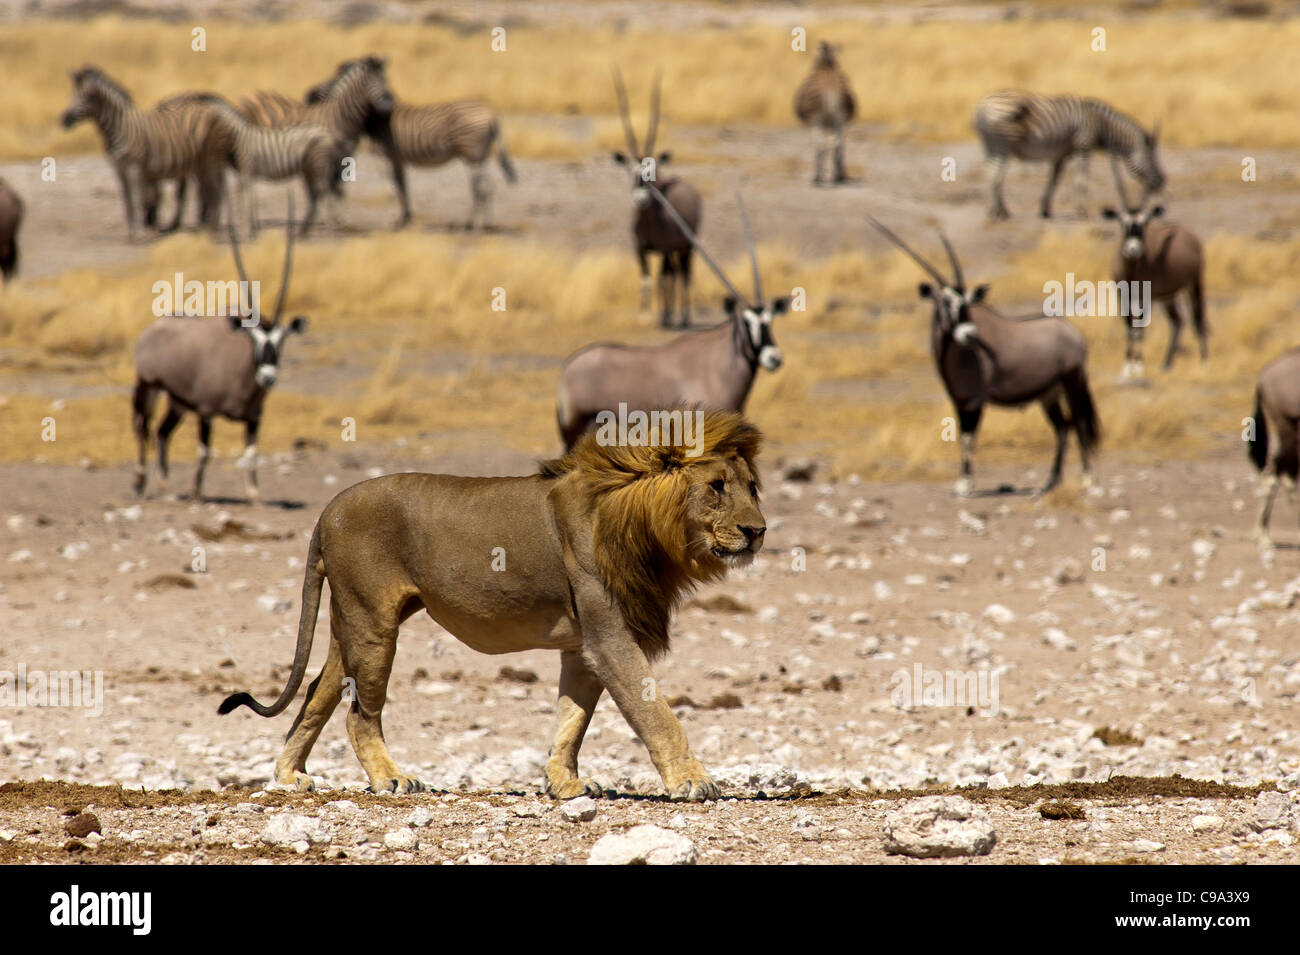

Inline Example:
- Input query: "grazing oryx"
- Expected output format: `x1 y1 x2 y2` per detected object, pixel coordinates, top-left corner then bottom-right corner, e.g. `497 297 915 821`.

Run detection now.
198 96 345 238
611 68 702 328
0 178 23 281
132 199 307 503
59 67 221 240
973 89 1165 220
793 41 857 185
1249 350 1300 547
305 60 513 230
1101 160 1205 379
557 188 786 449
869 218 1100 496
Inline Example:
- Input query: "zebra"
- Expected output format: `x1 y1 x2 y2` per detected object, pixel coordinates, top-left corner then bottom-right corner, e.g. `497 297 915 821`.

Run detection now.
143 90 230 232
59 67 220 240
973 90 1165 220
197 95 346 238
793 41 857 185
306 62 516 230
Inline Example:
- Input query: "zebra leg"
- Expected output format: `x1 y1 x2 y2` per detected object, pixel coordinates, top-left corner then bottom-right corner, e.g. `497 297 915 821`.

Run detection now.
469 162 492 230
164 178 187 233
811 128 825 185
988 156 1010 220
193 417 212 502
1161 297 1185 370
1074 151 1090 218
833 124 848 183
1040 154 1069 219
299 178 322 237
117 164 143 241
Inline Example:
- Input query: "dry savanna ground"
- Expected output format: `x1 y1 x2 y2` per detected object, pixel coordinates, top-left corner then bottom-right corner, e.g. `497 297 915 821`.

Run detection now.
2 2 1300 865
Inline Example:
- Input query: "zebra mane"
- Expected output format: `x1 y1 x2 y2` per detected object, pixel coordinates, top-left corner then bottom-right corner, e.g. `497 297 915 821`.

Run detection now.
1084 98 1149 153
74 66 134 105
306 54 386 104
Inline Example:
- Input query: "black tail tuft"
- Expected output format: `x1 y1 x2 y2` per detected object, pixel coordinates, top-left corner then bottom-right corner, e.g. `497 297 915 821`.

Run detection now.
1249 388 1269 472
218 692 253 715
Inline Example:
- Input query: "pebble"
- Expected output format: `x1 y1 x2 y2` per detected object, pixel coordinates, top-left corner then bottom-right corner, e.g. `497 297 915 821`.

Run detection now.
588 825 698 866
883 796 996 858
561 797 598 823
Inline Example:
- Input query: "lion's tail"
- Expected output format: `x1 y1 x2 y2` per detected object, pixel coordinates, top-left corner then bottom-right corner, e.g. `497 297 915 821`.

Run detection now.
218 522 325 718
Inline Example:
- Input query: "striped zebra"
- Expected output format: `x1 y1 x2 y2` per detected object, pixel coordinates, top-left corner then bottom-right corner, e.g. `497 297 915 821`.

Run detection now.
793 41 856 185
198 96 345 238
307 63 516 230
144 90 229 232
973 89 1165 220
59 67 219 240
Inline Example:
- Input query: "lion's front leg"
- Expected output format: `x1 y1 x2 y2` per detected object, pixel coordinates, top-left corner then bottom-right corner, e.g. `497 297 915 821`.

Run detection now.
574 590 718 802
544 650 606 800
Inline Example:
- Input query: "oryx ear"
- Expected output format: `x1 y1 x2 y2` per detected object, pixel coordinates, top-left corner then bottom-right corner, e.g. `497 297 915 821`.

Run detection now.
227 314 246 332
1149 204 1165 219
724 295 740 315
657 151 672 164
968 284 990 304
611 151 627 165
288 315 308 334
1101 207 1119 220
771 296 790 316
918 282 934 299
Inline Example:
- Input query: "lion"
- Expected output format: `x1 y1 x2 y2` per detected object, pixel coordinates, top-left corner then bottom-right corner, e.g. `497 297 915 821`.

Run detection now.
219 408 766 801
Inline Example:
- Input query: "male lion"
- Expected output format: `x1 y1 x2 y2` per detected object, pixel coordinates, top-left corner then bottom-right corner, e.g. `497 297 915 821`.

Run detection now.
219 409 766 801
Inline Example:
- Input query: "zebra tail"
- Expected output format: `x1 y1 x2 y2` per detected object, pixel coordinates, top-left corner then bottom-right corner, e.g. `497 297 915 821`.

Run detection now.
1249 388 1269 472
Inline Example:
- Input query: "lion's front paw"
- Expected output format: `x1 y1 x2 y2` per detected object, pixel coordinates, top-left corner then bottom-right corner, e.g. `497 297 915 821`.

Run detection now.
368 772 425 795
274 769 316 792
545 776 604 800
667 774 720 803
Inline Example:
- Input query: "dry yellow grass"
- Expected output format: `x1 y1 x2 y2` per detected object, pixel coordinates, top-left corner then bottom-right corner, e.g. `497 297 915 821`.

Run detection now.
8 13 1300 166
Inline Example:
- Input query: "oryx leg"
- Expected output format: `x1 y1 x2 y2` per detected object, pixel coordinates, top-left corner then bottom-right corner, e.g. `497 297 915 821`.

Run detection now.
1040 396 1070 494
954 406 982 497
988 155 1010 220
658 252 678 329
240 417 261 504
131 382 160 496
1257 470 1281 547
155 401 184 497
276 637 346 790
637 247 651 314
544 650 606 800
1160 296 1185 370
1122 314 1146 381
1190 277 1208 362
1040 153 1069 219
192 416 212 502
678 248 693 328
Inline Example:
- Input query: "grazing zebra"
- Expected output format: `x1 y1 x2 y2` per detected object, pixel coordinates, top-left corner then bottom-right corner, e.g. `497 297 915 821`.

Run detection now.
973 89 1165 220
59 67 219 240
306 63 516 230
198 96 345 238
793 41 856 185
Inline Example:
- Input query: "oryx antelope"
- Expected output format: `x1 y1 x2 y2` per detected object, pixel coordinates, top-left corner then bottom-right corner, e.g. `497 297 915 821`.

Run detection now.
973 89 1165 220
611 68 702 328
793 41 857 185
198 95 345 237
557 188 785 449
59 67 222 240
0 178 23 281
869 218 1100 495
1101 160 1206 378
1248 350 1300 547
132 199 307 503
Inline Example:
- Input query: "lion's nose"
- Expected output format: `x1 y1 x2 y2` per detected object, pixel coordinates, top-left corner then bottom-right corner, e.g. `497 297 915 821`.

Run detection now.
740 525 765 544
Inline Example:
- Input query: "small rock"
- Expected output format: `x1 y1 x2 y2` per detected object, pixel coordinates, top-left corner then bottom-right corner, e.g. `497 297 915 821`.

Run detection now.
587 825 698 865
384 828 418 851
256 594 292 614
1191 815 1224 834
561 796 598 823
1253 790 1291 832
983 604 1015 625
63 812 101 839
406 807 434 828
1132 839 1165 853
261 813 331 846
883 796 996 858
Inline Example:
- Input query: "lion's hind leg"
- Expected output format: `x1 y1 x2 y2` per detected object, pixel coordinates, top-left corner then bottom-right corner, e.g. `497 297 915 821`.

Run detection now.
335 597 425 795
544 650 606 800
275 637 346 791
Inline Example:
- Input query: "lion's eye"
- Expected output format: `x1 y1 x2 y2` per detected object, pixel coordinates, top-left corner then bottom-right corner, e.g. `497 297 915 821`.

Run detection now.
749 482 759 499
710 479 725 495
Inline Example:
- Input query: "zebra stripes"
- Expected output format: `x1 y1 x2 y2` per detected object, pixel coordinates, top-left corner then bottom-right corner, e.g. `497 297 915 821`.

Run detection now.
793 42 856 185
973 89 1166 220
198 96 345 238
60 67 218 239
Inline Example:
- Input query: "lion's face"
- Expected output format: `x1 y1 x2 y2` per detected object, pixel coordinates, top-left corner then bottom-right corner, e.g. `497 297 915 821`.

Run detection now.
685 455 766 569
